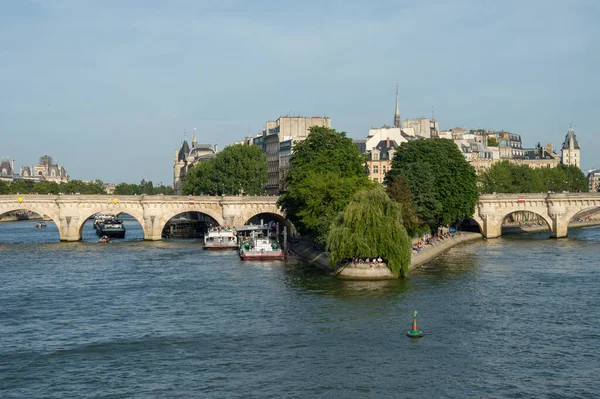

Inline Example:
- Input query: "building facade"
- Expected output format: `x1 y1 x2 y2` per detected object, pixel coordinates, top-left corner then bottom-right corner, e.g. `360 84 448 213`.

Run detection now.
588 169 600 192
173 128 217 195
0 155 69 183
561 125 581 168
366 138 398 183
255 116 331 194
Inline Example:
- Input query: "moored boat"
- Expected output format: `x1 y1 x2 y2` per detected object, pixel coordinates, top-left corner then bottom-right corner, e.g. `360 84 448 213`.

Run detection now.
34 222 47 229
95 217 126 238
203 227 237 249
237 224 284 260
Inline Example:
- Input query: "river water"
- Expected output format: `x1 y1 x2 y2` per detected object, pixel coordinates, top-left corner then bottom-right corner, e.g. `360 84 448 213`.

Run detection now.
1 219 599 398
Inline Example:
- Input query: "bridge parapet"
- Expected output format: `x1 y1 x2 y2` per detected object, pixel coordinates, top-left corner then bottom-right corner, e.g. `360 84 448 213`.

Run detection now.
474 192 600 239
0 194 285 241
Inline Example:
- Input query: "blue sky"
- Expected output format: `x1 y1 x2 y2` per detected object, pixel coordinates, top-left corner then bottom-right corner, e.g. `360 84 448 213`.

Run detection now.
1 0 598 185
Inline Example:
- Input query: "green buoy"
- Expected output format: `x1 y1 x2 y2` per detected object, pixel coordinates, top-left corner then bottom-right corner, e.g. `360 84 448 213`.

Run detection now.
407 310 423 338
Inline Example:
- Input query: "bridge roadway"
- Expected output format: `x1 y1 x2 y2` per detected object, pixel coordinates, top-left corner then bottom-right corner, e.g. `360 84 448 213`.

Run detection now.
0 192 599 241
0 195 284 241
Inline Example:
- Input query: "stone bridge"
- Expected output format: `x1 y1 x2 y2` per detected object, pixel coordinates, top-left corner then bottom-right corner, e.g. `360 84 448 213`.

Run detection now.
0 195 286 241
473 193 600 238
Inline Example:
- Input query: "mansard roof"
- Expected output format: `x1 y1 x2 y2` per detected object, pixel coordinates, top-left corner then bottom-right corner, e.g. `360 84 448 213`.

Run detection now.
0 159 12 175
562 126 580 150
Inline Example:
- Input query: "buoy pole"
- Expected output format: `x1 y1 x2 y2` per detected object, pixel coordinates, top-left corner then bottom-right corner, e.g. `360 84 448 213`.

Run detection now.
407 310 423 338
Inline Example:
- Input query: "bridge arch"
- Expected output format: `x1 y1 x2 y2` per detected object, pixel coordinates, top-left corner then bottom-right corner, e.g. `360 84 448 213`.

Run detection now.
154 206 225 241
566 205 600 227
500 210 551 235
77 206 146 241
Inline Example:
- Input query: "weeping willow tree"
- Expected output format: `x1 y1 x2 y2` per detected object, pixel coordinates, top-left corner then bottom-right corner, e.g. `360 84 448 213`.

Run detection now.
326 186 412 277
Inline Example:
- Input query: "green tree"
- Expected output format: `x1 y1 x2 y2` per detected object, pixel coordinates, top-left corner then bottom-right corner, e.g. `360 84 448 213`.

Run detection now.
480 162 588 193
113 183 136 195
0 180 9 194
487 137 498 147
558 164 588 192
278 126 371 246
10 180 35 194
385 138 478 232
33 181 60 194
60 180 104 194
385 172 423 236
327 186 411 277
139 179 154 195
183 144 267 195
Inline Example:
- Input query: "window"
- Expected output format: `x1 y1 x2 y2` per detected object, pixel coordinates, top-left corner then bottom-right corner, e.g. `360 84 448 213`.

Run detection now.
373 165 379 174
382 165 387 174
372 153 379 161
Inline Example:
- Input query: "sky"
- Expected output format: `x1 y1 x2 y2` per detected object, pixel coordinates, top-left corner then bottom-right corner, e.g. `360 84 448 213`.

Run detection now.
1 0 598 185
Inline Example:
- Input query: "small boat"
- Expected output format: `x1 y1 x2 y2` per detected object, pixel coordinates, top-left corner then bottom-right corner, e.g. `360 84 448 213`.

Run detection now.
237 224 284 260
98 235 111 243
203 227 237 249
34 222 47 229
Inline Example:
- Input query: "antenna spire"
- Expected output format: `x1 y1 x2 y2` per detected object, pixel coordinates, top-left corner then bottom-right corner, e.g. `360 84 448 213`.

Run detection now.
394 85 401 128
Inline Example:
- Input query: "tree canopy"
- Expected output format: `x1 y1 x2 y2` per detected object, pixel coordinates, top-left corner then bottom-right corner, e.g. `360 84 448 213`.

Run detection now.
0 180 9 194
277 126 372 246
478 161 588 194
327 186 411 277
113 180 174 195
1 178 173 195
385 138 478 232
385 173 420 236
182 143 267 196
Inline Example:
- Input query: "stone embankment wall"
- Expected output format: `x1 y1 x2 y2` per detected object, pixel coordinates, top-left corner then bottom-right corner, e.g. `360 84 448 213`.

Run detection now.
288 231 483 279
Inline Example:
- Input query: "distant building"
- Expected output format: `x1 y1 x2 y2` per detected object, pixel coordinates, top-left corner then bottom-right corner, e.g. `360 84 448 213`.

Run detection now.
588 169 600 192
253 116 331 194
173 128 217 195
366 138 399 183
522 143 561 169
103 183 116 194
561 125 581 168
0 155 69 183
488 131 525 158
402 118 439 139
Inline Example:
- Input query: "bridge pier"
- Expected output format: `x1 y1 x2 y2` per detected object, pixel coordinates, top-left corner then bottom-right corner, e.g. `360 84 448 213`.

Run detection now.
549 214 569 238
59 216 82 242
480 214 502 239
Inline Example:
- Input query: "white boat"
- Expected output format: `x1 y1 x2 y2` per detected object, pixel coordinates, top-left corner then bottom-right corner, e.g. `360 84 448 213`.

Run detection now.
203 227 237 249
237 225 285 260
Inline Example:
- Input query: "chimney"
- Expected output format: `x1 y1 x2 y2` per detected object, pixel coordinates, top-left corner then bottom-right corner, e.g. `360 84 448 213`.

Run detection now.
12 158 15 174
214 144 218 153
386 137 390 148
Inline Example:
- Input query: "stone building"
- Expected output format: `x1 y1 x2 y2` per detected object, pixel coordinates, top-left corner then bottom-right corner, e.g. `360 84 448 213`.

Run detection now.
587 169 600 192
522 143 561 169
561 125 580 168
366 138 399 183
402 118 439 139
252 116 331 194
488 131 525 159
173 128 217 195
0 155 69 183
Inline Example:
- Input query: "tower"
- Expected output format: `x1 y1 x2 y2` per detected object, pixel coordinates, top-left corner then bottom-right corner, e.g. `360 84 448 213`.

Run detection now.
393 86 401 128
561 125 581 168
192 128 198 148
173 138 191 195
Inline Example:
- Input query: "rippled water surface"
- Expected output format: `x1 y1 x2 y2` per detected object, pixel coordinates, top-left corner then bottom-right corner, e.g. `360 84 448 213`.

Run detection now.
1 220 599 398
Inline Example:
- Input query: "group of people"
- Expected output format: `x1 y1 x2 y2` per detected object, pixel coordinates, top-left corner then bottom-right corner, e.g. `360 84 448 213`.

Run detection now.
412 231 461 255
348 256 384 265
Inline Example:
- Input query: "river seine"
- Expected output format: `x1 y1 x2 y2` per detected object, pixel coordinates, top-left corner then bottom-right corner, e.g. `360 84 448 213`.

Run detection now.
1 219 599 398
